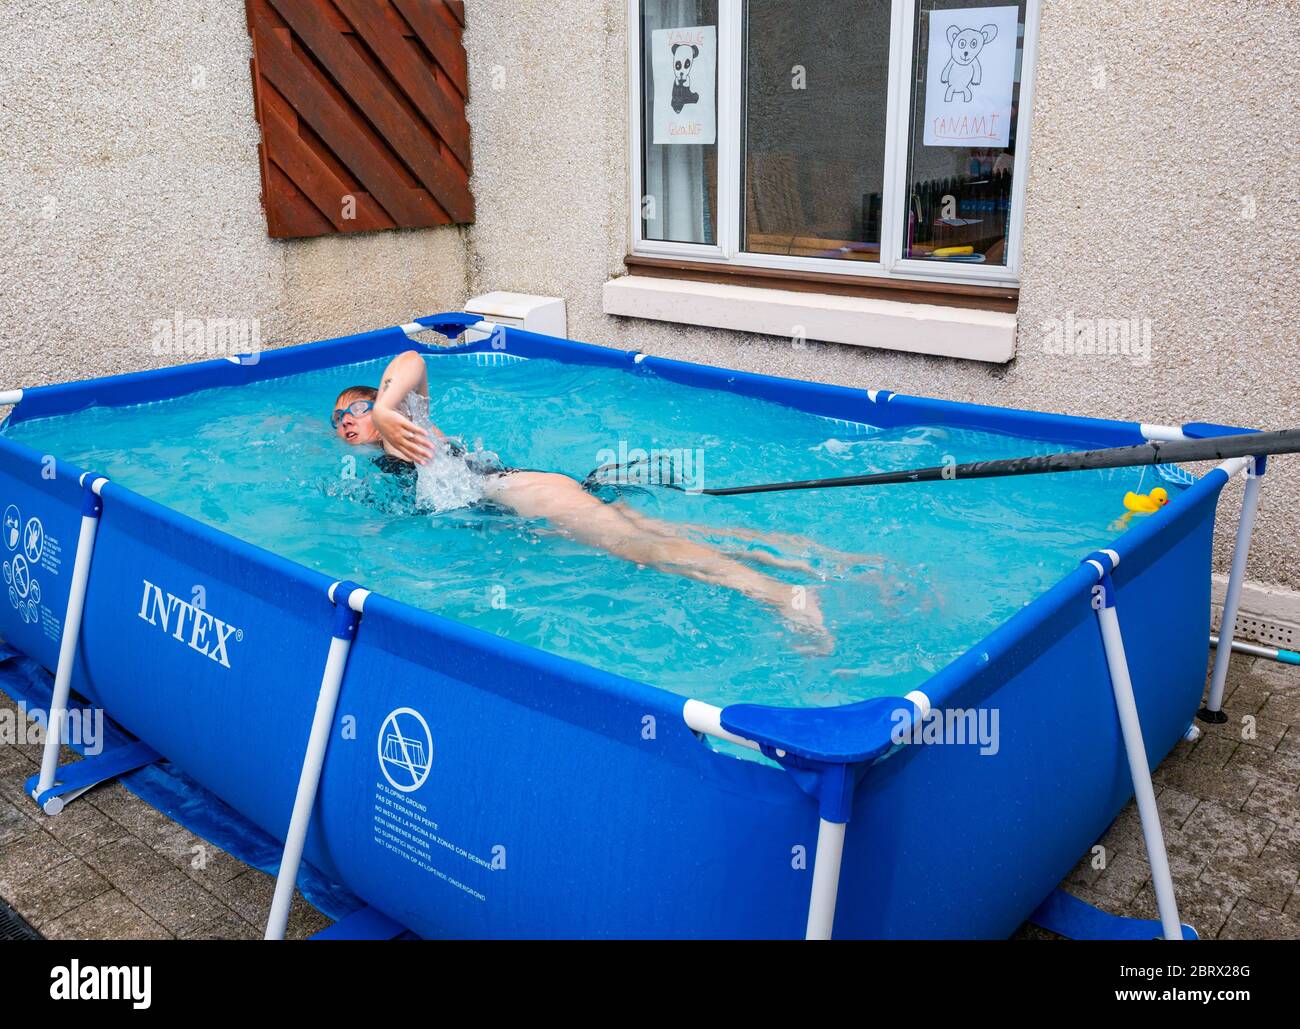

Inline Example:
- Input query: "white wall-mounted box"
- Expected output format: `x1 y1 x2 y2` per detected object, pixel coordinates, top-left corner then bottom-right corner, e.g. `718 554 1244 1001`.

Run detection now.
464 292 567 342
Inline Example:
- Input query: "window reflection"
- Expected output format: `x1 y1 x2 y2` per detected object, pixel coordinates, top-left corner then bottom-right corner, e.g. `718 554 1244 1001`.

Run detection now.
742 0 892 262
904 0 1026 267
641 0 720 246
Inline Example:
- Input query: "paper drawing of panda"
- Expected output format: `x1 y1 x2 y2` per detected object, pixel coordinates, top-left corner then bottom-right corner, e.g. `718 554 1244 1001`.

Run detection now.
940 23 997 103
670 43 700 114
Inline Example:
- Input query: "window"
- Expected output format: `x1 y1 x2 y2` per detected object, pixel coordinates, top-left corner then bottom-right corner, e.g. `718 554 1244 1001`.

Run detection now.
630 0 1039 287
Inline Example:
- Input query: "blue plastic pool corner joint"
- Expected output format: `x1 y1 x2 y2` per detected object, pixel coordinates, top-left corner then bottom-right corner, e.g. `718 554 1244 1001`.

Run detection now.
79 474 105 518
330 580 363 641
720 695 925 940
408 313 486 341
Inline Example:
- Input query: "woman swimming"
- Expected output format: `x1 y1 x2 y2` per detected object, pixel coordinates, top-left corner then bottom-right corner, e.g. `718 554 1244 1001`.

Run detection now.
331 350 831 640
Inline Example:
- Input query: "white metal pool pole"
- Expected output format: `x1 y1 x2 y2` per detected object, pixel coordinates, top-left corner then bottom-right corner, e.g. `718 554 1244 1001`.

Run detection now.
1086 551 1182 941
806 820 846 939
682 698 761 751
0 389 23 407
264 582 368 941
1203 457 1265 720
34 474 107 804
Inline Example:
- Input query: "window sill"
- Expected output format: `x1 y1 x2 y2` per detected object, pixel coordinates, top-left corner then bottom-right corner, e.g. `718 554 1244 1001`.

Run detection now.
602 275 1017 364
623 255 1019 313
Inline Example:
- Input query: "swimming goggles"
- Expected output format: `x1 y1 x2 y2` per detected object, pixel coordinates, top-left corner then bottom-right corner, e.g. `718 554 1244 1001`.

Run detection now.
332 400 374 427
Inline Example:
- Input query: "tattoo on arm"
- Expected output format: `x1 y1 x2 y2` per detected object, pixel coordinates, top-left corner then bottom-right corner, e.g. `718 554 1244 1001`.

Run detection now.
379 377 393 396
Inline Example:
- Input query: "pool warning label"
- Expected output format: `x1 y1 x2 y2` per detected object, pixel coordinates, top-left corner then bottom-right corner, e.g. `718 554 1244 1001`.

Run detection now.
372 706 497 904
3 504 63 643
377 707 432 792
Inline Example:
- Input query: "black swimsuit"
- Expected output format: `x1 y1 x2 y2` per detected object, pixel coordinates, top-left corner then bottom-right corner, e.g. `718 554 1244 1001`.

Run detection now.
372 446 628 502
372 453 420 479
373 441 522 481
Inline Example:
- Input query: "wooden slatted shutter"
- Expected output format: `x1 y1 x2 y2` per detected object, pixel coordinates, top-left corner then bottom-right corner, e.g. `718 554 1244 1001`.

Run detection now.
246 0 473 239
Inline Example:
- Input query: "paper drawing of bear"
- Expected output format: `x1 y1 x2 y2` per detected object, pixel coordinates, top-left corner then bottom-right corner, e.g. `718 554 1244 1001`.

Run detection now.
940 23 997 103
670 43 700 114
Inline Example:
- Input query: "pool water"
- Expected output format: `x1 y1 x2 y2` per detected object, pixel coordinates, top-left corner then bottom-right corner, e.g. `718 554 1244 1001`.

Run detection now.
3 354 1168 709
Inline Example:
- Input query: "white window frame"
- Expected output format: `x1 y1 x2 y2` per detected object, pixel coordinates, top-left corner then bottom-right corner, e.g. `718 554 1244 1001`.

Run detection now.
626 0 1041 289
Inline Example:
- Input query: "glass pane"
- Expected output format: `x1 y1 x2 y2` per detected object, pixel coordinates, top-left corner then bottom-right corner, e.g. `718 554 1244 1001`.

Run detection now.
903 0 1027 267
641 0 720 246
742 0 892 263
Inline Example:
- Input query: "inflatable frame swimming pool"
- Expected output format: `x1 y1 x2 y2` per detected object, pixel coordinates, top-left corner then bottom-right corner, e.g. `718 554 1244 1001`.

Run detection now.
0 313 1264 939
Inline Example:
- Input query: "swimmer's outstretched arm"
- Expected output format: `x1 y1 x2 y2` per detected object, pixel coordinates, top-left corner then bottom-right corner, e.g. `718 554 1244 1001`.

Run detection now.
373 351 442 464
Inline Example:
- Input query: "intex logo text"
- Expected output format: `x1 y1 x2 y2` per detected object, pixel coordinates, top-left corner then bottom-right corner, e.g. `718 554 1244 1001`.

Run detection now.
137 580 242 668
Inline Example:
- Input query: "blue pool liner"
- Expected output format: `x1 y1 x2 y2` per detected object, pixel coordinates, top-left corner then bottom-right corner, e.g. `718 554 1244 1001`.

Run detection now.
0 642 362 923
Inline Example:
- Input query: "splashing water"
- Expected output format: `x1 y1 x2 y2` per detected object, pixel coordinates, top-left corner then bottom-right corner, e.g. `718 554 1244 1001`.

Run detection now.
402 394 488 514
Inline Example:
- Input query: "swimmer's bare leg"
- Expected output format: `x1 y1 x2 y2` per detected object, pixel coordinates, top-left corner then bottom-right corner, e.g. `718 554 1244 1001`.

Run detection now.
639 514 881 572
611 504 818 575
491 475 828 639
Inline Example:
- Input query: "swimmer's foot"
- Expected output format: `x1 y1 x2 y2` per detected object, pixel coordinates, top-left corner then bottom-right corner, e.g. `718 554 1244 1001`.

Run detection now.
774 585 834 654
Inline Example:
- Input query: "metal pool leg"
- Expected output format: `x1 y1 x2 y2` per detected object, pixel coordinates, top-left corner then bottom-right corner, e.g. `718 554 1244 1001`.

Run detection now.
32 474 108 808
781 760 861 941
806 819 847 940
1201 456 1266 723
264 581 367 941
1083 550 1183 941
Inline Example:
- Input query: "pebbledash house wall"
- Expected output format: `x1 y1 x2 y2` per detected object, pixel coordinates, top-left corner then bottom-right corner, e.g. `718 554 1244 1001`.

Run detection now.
0 2 470 391
460 0 1300 630
0 3 1295 631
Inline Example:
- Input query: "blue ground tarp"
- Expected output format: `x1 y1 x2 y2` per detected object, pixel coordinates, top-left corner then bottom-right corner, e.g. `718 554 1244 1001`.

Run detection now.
0 643 361 923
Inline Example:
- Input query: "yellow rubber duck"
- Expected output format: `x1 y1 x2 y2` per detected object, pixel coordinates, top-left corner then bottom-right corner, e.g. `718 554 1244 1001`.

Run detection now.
1125 486 1169 514
1110 487 1168 530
